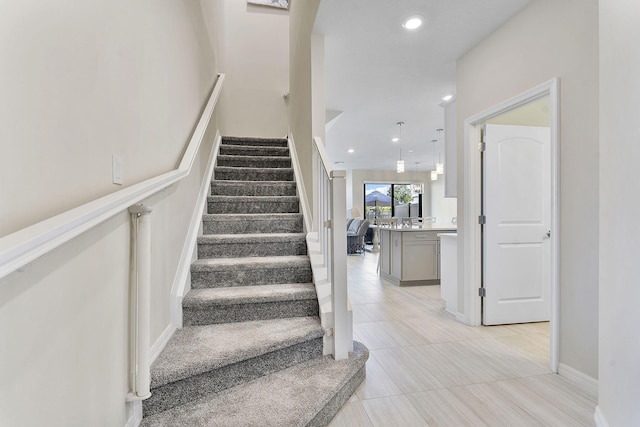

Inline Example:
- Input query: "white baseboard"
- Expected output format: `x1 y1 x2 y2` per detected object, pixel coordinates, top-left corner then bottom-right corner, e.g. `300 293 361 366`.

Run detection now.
594 406 610 427
170 131 221 329
125 400 142 427
150 323 176 364
455 312 465 323
557 362 598 400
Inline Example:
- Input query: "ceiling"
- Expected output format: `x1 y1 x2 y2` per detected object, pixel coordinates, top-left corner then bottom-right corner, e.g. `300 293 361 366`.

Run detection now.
313 0 532 171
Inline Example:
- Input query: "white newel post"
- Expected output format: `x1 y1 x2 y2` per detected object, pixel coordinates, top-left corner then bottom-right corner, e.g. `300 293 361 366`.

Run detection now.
330 170 350 360
127 204 153 401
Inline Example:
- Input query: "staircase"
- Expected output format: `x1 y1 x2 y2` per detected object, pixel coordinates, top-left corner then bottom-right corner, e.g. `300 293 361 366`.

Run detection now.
141 136 368 426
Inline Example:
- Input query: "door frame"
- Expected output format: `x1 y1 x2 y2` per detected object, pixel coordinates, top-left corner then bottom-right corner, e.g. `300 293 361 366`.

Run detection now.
462 78 560 372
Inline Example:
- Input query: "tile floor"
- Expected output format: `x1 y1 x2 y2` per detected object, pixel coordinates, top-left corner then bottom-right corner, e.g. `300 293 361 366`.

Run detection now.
328 251 597 427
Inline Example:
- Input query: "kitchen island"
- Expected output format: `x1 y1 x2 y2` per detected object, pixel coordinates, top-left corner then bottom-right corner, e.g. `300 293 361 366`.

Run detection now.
378 224 457 286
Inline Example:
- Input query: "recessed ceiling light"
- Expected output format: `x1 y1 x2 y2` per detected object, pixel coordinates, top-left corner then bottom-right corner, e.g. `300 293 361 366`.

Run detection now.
348 149 355 153
442 94 454 102
392 137 399 142
402 15 424 30
408 150 414 153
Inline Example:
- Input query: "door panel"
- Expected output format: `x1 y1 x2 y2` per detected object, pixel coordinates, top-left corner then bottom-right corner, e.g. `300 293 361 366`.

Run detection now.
483 124 551 325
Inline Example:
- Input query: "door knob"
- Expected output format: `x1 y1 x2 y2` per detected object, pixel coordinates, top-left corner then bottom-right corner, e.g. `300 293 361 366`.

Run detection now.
545 230 551 239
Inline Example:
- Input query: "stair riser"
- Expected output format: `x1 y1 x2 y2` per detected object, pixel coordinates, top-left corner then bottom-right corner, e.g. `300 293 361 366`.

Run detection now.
219 145 289 157
208 200 299 214
308 365 367 427
203 218 303 234
217 156 291 168
211 182 297 197
215 168 293 182
222 138 288 147
183 300 319 326
198 241 307 258
191 266 313 288
143 338 323 417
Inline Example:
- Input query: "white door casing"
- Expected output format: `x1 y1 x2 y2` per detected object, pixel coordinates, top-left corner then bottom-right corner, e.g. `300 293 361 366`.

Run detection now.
462 78 559 372
483 124 551 325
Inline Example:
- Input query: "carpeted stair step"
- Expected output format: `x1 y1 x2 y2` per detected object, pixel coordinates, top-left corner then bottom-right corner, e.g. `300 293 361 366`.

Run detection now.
208 195 298 214
197 233 307 258
211 180 297 197
222 136 288 147
191 255 313 288
143 317 324 417
219 143 289 157
182 283 319 325
140 342 368 427
215 166 293 181
202 213 303 234
217 154 292 169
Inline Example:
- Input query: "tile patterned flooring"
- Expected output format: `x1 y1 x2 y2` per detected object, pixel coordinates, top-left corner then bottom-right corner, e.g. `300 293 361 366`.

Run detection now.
328 252 597 427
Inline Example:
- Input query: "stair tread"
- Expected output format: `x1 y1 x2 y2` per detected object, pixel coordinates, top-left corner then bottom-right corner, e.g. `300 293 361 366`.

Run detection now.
183 283 316 306
198 233 305 243
215 165 293 171
208 194 298 199
142 342 367 427
151 317 323 389
217 154 291 161
191 255 310 270
212 180 295 184
202 213 302 221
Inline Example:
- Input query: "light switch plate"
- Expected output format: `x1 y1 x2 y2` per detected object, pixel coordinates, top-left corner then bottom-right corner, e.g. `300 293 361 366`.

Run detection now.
112 155 123 185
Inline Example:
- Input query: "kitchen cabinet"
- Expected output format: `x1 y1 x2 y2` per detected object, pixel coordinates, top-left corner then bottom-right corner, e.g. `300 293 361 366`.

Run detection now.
379 225 456 286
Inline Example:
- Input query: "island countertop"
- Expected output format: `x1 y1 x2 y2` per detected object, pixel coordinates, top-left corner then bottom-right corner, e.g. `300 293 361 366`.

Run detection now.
374 223 457 232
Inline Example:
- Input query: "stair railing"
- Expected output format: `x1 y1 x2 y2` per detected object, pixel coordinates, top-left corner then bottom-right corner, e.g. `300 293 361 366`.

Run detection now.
0 74 225 403
312 137 352 360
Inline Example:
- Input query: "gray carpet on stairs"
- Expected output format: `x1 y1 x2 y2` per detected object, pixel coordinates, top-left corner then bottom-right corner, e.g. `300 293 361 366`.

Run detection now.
142 136 367 425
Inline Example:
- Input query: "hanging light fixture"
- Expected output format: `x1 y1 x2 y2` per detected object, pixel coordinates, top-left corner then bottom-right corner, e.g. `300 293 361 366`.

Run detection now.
412 162 423 193
396 121 405 173
435 129 444 174
431 139 438 181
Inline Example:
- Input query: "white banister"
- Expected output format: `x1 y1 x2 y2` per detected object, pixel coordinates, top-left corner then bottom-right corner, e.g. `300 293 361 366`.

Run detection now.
311 137 352 360
127 204 153 401
0 73 225 281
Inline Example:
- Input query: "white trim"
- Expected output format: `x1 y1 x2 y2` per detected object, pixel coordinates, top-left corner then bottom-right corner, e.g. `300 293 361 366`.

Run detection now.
150 323 176 364
169 131 221 329
0 74 225 281
288 134 312 233
557 363 599 400
462 78 560 372
594 406 610 427
124 401 142 427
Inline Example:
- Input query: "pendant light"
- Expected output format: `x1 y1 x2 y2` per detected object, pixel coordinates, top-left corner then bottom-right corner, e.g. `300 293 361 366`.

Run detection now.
431 139 438 181
396 122 405 173
435 129 444 174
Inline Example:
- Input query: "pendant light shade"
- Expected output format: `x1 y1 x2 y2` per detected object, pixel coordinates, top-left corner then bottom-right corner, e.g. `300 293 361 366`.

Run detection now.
396 121 405 173
436 162 444 174
431 170 438 181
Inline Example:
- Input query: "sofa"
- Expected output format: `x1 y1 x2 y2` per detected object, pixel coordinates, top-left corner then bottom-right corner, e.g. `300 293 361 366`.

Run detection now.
347 218 370 254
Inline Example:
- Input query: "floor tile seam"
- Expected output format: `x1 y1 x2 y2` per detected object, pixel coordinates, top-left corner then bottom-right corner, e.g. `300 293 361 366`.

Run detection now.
360 394 432 426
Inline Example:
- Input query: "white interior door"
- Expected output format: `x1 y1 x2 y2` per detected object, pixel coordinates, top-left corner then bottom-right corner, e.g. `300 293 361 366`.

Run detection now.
483 124 551 325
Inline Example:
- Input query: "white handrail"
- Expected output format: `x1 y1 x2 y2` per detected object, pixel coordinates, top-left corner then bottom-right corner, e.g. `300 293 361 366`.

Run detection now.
311 136 351 360
0 74 226 281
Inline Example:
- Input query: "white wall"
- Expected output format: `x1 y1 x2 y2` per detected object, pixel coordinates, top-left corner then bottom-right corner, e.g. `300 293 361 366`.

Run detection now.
0 1 221 425
598 1 640 425
289 0 322 209
456 0 599 379
0 0 218 237
212 0 290 137
429 177 457 224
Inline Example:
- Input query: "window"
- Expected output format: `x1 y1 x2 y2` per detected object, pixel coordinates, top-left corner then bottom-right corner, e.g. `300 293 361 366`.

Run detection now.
364 183 422 221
